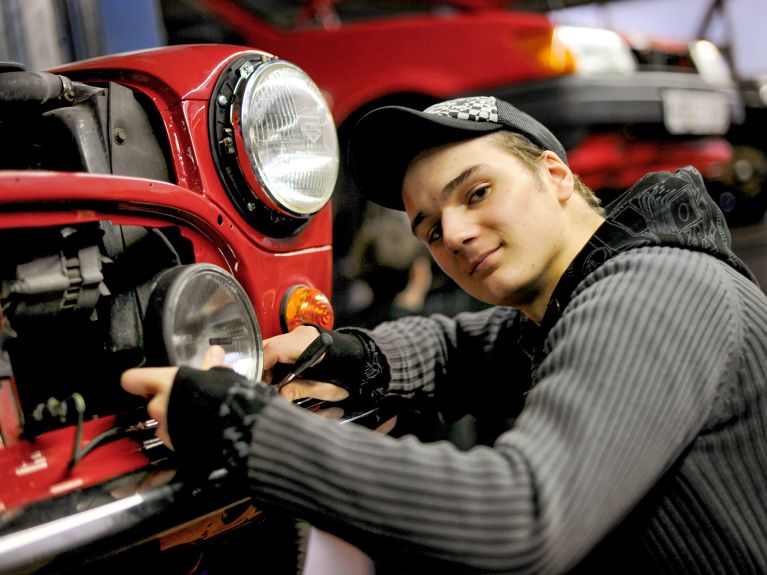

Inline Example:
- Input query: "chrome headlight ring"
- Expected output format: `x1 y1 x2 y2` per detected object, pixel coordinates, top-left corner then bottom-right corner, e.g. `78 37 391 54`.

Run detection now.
210 53 339 237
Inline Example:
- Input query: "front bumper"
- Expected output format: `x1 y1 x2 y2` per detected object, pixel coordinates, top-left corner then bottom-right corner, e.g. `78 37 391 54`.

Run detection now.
0 468 197 573
482 72 744 147
0 396 401 574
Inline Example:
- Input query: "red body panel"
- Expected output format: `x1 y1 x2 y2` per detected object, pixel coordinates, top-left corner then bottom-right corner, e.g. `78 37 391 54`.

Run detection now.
571 134 733 192
0 415 149 511
53 45 257 109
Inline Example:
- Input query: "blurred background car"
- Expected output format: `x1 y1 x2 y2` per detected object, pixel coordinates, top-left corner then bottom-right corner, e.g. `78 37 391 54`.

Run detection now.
551 0 767 225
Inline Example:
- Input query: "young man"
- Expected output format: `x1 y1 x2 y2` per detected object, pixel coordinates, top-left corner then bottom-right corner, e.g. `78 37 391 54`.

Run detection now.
122 96 767 573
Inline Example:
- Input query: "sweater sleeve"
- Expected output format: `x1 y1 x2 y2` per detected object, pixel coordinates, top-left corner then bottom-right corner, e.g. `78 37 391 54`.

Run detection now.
361 305 531 422
237 247 741 574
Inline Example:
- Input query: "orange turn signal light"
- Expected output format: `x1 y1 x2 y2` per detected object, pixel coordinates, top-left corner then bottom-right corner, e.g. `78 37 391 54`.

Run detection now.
281 285 334 333
514 29 576 76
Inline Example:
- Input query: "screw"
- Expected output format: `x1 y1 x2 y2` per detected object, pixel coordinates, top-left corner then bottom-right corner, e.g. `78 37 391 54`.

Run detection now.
113 128 128 144
220 136 235 155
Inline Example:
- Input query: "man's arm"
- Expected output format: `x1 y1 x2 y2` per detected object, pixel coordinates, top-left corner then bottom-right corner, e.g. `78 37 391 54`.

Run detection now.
124 248 739 573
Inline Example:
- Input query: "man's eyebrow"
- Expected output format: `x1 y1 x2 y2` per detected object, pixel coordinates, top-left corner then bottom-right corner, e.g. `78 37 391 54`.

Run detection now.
442 165 482 199
410 165 483 235
410 212 425 235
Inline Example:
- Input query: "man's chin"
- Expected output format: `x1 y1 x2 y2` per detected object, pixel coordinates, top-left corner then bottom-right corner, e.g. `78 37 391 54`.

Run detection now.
485 282 540 309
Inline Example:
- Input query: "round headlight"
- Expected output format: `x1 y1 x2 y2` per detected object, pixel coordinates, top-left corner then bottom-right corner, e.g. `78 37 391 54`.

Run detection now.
233 60 339 217
144 264 263 380
554 26 637 75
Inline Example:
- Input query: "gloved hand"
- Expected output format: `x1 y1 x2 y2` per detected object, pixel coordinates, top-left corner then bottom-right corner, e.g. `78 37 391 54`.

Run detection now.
264 324 390 405
121 346 276 481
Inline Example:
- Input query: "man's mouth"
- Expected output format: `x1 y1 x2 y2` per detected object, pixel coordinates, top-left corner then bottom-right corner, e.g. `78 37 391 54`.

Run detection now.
469 247 499 275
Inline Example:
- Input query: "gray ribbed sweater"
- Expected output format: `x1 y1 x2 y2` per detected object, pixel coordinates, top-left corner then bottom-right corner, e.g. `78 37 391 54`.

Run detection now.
172 168 767 573
243 247 767 574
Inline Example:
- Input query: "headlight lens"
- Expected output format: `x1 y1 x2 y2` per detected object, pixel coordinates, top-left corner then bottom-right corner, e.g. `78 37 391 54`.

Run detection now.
554 26 637 75
235 60 339 216
144 264 263 380
689 40 734 87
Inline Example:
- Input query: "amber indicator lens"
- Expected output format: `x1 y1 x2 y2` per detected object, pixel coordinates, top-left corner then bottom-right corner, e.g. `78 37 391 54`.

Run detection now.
281 285 334 332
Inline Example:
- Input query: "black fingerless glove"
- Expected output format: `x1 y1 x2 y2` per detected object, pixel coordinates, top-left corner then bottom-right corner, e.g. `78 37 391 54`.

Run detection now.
299 327 390 405
168 366 277 480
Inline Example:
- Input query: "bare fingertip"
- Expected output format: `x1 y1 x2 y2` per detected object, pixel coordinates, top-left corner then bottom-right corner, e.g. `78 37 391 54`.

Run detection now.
203 345 227 368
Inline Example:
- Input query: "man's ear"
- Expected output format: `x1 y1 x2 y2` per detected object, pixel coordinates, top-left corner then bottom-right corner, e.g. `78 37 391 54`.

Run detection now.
541 151 574 202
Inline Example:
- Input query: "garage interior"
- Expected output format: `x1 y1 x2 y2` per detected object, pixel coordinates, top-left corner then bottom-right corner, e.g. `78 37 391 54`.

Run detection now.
0 1 766 574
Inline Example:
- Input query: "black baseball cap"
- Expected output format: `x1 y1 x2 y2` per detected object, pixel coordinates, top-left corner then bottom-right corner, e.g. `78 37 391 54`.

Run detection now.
348 96 568 211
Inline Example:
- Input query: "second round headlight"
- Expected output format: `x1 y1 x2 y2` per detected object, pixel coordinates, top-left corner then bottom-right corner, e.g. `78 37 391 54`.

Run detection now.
144 264 263 380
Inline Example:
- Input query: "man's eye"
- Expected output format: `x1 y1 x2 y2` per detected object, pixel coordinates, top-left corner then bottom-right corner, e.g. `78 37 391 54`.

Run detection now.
427 224 442 244
469 186 489 204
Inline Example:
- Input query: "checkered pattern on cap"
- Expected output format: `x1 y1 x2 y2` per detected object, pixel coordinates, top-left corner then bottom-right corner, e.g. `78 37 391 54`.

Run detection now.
424 97 499 123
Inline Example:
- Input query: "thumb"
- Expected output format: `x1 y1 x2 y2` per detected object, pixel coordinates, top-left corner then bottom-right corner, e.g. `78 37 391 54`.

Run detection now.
280 379 350 402
201 345 228 370
121 366 179 398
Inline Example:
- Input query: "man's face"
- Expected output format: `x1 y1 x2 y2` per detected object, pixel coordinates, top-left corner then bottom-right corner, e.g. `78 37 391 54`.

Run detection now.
402 134 574 314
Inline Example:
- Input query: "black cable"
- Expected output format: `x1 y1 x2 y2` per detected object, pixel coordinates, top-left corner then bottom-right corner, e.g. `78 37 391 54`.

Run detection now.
64 392 86 472
69 424 121 468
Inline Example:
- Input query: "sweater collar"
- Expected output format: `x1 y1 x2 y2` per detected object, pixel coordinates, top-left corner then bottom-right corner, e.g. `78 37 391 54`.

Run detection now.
539 166 755 336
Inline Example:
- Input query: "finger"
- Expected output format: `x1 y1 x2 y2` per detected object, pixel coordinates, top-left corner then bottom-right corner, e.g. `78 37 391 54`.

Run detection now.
146 395 170 445
201 345 227 370
121 366 179 398
280 379 349 402
153 423 173 450
262 324 321 371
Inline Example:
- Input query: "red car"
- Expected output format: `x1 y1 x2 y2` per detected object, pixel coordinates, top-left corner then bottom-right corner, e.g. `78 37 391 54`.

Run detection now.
163 0 743 200
0 44 389 573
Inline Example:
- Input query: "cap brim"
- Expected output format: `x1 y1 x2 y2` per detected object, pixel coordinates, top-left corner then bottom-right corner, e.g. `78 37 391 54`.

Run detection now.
348 106 503 211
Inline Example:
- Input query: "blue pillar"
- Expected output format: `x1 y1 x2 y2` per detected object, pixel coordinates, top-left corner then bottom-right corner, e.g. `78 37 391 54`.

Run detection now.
98 0 165 54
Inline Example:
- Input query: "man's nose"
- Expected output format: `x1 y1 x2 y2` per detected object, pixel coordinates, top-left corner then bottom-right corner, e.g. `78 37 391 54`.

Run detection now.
442 210 476 254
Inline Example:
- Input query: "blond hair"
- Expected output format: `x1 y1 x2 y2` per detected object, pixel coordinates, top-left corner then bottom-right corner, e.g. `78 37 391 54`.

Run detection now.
490 131 606 216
